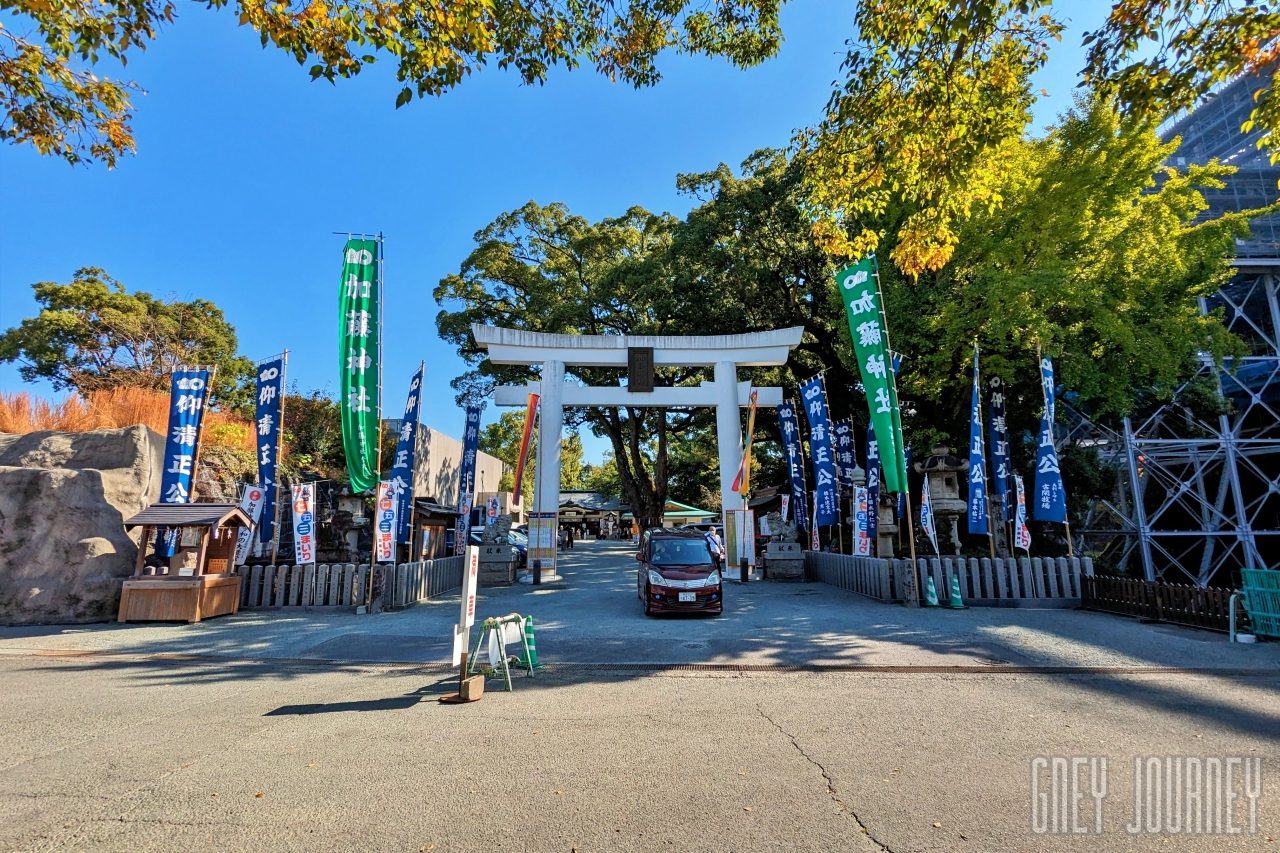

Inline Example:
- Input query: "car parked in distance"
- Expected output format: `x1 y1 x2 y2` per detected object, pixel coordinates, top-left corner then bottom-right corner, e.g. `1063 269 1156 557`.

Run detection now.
635 529 722 616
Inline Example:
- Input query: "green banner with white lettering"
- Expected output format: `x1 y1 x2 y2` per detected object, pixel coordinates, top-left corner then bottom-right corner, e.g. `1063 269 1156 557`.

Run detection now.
835 257 908 493
339 238 380 493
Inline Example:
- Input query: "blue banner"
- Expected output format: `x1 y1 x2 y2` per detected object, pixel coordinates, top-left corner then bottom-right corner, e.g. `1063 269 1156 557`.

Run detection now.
156 367 212 557
799 376 839 526
1034 356 1068 522
865 422 880 545
388 363 424 545
987 374 1010 522
456 402 485 552
254 357 285 546
898 445 912 520
832 418 856 489
967 344 989 535
777 402 808 531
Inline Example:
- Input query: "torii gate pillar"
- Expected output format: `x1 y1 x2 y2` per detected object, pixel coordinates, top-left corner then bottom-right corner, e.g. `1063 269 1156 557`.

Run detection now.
474 325 804 527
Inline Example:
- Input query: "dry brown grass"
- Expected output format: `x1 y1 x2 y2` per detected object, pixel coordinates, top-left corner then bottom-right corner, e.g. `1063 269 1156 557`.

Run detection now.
0 387 254 449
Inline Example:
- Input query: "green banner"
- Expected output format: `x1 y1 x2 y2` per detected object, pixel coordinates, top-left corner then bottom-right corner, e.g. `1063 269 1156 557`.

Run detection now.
339 238 380 493
835 257 908 493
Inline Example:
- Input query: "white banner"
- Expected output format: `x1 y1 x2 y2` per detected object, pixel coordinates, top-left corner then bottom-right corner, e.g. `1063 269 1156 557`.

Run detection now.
234 484 267 565
291 483 316 565
853 486 872 556
486 496 499 525
1014 474 1032 552
374 480 397 563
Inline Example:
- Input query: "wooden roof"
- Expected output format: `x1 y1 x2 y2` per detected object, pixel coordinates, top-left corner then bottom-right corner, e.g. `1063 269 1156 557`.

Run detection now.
123 503 253 529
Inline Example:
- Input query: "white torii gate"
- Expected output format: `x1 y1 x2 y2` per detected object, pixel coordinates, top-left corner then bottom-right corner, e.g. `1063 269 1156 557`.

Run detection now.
472 324 805 525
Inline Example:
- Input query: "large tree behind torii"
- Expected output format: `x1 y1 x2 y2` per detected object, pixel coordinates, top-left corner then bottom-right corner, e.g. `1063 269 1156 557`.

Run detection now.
435 201 708 529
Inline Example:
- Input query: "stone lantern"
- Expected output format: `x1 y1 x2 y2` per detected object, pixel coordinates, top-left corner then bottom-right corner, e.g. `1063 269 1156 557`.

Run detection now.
913 445 968 555
876 493 899 558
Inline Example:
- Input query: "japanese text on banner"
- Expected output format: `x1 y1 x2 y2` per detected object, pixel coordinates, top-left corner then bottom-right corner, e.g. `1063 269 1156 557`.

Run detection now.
291 483 317 565
799 376 839 527
835 257 906 492
338 239 380 493
387 363 423 544
255 356 285 546
155 367 212 557
777 403 808 531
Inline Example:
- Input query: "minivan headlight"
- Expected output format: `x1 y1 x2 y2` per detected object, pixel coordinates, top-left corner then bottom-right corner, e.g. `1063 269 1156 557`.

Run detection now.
648 570 665 587
703 571 720 587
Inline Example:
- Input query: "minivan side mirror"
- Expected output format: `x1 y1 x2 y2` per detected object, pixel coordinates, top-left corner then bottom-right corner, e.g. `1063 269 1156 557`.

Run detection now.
635 553 644 561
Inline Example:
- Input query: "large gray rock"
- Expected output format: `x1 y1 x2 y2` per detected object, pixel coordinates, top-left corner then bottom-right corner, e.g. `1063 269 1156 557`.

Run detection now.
0 426 162 624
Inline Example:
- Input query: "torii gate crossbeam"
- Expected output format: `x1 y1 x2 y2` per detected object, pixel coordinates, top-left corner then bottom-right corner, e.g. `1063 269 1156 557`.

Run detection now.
472 324 804 528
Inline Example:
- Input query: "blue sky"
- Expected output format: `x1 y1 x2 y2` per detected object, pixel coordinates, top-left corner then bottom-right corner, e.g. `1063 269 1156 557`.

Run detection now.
0 1 1112 464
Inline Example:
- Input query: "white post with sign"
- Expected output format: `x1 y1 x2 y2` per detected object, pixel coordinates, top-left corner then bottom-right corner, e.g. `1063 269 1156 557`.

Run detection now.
442 545 485 703
452 545 480 667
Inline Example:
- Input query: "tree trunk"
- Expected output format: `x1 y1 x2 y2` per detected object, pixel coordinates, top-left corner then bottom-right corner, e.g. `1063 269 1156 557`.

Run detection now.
595 407 669 533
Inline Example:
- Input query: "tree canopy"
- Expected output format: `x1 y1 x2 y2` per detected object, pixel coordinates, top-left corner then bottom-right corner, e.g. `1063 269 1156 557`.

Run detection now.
2 0 782 167
0 267 255 411
437 92 1262 519
478 409 585 498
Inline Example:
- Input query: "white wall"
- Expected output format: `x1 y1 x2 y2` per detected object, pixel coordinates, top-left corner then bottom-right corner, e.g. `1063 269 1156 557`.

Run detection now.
412 425 506 508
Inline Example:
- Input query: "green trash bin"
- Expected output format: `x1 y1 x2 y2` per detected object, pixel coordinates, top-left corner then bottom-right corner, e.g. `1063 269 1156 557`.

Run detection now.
1241 569 1280 639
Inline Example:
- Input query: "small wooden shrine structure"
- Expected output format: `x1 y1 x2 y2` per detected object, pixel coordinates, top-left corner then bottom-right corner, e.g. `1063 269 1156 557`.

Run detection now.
118 503 252 623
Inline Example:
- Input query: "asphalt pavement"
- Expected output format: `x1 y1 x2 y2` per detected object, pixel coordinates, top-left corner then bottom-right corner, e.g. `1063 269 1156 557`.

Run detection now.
2 541 1279 852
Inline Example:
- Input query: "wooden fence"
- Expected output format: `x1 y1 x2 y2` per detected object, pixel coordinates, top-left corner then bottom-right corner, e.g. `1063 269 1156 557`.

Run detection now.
236 555 464 611
1081 575 1243 633
806 552 893 600
383 557 465 610
238 563 368 609
806 552 1092 605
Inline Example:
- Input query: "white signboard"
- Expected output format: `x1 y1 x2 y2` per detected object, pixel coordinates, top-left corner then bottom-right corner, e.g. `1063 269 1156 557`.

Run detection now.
291 483 316 565
724 509 756 567
234 485 267 566
452 545 481 666
374 480 397 563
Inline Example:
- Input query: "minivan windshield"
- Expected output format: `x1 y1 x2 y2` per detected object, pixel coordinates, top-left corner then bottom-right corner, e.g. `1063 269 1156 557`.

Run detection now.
648 538 713 567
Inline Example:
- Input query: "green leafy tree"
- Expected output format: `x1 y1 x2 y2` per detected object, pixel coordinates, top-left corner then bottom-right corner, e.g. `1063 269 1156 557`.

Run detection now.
582 454 622 502
4 0 782 167
478 409 584 498
0 266 254 411
436 200 706 529
280 387 347 479
887 96 1261 440
801 0 1062 275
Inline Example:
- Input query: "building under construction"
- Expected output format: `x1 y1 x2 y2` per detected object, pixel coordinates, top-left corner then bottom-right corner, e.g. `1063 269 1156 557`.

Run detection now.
1080 73 1280 584
1079 72 1280 586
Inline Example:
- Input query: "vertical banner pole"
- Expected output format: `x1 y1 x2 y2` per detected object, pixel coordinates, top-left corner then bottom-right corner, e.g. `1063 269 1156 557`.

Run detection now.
1037 343 1073 557
271 352 288 564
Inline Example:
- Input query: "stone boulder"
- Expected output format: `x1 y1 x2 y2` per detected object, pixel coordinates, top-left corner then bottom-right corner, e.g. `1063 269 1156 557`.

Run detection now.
0 426 162 624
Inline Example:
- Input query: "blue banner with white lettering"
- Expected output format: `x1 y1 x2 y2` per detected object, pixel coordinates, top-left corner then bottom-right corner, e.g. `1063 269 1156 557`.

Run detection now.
832 419 856 489
865 422 880 545
456 402 485 550
156 367 212 557
799 376 839 526
388 363 424 545
1034 356 1068 522
967 344 989 535
777 402 808 531
255 356 285 546
987 374 1010 523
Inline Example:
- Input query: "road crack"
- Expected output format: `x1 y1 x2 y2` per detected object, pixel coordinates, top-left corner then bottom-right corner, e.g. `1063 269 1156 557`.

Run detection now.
757 705 893 852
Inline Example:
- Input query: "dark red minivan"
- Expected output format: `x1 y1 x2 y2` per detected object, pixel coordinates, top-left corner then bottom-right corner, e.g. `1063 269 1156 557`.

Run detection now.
635 529 723 616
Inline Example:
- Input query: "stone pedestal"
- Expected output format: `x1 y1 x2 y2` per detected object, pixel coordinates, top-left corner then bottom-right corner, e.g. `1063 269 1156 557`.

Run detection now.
478 545 516 586
764 542 804 580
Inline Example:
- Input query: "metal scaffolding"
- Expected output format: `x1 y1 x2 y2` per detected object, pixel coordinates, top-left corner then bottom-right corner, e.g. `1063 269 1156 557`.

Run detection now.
1071 73 1280 586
